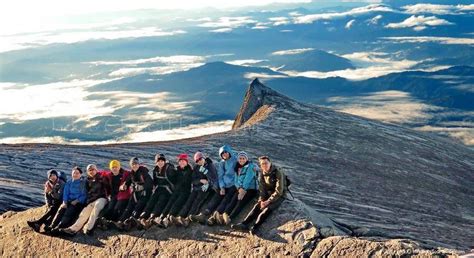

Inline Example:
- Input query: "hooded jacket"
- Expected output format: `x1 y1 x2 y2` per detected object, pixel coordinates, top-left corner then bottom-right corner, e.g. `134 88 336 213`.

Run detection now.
63 177 87 204
44 171 65 206
152 163 177 194
174 164 193 193
217 145 237 189
85 172 110 204
234 161 258 191
124 166 153 198
192 157 218 191
101 168 132 201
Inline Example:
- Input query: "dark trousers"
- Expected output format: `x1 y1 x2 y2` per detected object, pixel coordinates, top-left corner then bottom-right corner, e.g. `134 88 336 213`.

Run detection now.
203 189 222 215
216 186 237 214
119 192 149 222
35 204 60 226
179 190 210 218
142 189 171 219
161 191 189 217
102 198 128 221
242 198 284 229
225 189 258 219
50 203 84 229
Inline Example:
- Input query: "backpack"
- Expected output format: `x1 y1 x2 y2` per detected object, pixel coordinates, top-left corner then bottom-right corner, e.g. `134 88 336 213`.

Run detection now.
58 171 68 183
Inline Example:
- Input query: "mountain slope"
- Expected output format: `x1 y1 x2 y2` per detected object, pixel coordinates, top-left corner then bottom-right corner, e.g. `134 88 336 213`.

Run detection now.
0 79 473 253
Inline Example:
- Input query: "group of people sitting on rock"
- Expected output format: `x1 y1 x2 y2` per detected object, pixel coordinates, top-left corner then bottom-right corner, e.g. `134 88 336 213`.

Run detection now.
27 145 289 237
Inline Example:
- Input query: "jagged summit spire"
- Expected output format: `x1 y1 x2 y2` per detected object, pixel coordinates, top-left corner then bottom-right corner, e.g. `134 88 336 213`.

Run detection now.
232 78 288 130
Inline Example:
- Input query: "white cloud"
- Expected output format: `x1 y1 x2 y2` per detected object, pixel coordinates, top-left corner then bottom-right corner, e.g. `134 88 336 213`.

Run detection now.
244 72 287 79
271 47 314 56
209 27 233 33
328 90 442 123
385 15 453 31
0 28 187 53
342 51 392 65
225 59 266 66
0 120 234 145
345 19 356 29
108 63 204 77
198 16 257 28
402 4 474 15
269 17 290 26
382 36 474 45
0 79 117 121
416 125 474 146
252 25 270 30
88 55 206 66
294 4 394 24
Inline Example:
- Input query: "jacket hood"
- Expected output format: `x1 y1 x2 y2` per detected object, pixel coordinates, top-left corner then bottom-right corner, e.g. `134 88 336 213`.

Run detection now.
219 145 234 159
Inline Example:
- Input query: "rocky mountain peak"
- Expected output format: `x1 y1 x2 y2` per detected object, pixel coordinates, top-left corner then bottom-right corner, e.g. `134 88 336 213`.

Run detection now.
232 78 290 129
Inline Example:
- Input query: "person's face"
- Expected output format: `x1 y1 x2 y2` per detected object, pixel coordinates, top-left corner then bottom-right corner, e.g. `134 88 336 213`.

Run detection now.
49 174 58 182
221 152 230 160
72 169 81 180
178 159 187 168
156 160 165 168
130 163 139 171
111 166 120 175
238 156 248 166
196 158 205 166
259 160 271 172
88 167 97 177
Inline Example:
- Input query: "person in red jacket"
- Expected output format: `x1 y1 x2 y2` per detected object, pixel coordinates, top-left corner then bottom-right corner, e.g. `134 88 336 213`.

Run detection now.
98 160 131 227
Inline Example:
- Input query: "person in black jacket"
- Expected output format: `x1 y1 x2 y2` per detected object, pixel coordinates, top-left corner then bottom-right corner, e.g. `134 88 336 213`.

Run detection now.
175 152 218 227
156 153 193 228
27 169 66 232
138 153 177 228
114 157 153 230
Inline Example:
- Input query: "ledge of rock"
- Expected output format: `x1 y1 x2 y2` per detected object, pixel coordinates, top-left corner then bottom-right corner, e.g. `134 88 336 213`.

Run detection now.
0 198 459 256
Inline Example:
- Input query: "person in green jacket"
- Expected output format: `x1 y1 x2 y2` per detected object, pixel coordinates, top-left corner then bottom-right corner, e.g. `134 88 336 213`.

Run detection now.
231 156 286 234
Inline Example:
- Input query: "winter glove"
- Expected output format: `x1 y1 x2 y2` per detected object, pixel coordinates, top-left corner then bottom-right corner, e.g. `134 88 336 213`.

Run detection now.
71 200 79 206
201 183 209 192
134 184 144 192
199 166 208 175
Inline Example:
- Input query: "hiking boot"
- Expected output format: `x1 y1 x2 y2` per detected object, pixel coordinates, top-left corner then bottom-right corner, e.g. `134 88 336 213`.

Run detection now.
175 216 184 227
60 228 76 237
84 228 94 236
182 217 190 228
161 216 170 228
112 221 125 231
207 211 218 226
43 225 52 232
216 212 224 225
222 213 231 225
27 221 41 232
231 223 249 231
193 213 206 224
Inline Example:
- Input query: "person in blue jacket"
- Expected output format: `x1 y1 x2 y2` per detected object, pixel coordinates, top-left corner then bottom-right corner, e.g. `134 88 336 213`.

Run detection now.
47 166 87 231
206 144 237 225
218 151 258 225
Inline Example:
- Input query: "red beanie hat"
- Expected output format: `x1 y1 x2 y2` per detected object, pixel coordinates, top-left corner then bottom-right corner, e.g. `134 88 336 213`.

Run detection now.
177 153 189 163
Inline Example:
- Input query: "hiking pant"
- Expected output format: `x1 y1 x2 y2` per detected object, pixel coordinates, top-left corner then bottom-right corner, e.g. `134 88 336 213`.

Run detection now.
216 186 237 214
142 189 171 219
202 189 222 215
102 198 128 221
50 202 84 229
35 204 60 226
68 198 108 233
224 189 258 219
119 192 150 222
241 197 284 229
161 191 189 217
179 190 210 218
